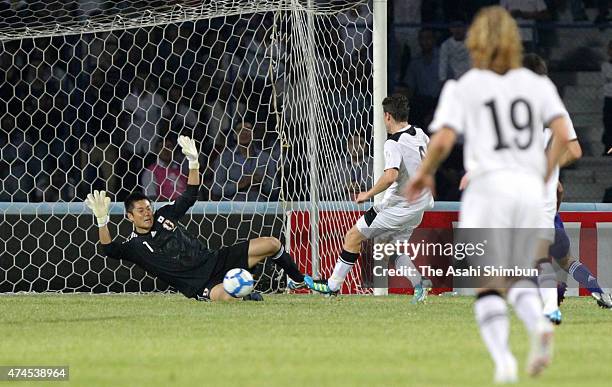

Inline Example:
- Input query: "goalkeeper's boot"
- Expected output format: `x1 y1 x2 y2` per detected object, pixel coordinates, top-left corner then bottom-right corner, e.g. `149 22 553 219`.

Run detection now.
411 278 432 304
591 292 612 309
243 292 264 301
545 309 562 325
304 275 337 295
287 277 307 291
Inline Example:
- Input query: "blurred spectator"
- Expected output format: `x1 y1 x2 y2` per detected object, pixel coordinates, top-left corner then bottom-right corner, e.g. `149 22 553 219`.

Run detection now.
604 186 612 202
33 170 75 202
0 121 33 201
211 121 279 201
439 21 470 82
201 82 244 142
338 4 373 65
404 28 442 128
238 25 286 121
500 0 549 51
141 136 187 200
117 78 163 198
80 69 120 196
594 0 610 23
568 0 589 21
122 78 163 157
393 0 422 79
602 40 612 156
162 86 199 134
321 134 373 201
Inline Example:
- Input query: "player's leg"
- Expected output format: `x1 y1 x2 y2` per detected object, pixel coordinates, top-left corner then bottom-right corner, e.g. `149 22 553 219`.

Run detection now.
322 206 417 294
536 213 561 324
550 217 612 308
460 178 521 382
206 283 262 302
247 237 305 285
326 224 367 292
389 211 431 303
303 217 369 295
474 287 517 384
506 278 553 376
558 256 612 308
509 192 554 377
395 253 432 303
304 223 368 294
536 242 561 324
209 283 240 301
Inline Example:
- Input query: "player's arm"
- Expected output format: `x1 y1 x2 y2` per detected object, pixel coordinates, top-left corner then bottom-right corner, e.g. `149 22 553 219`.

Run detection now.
545 116 571 181
85 190 112 245
179 135 200 186
166 136 201 217
406 127 457 201
355 141 401 203
557 138 582 167
355 168 398 203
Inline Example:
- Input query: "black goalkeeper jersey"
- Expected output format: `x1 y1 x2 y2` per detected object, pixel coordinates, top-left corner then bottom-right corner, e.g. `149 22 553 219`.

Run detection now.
102 185 217 298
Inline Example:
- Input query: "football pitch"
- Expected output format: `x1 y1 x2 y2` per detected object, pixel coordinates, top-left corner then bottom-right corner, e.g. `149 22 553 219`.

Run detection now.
1 294 611 387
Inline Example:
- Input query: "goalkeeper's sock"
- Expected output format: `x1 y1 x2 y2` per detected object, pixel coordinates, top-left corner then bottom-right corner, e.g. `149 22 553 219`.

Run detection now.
537 261 559 315
395 254 422 287
270 246 304 283
474 291 513 375
328 249 359 292
568 260 604 294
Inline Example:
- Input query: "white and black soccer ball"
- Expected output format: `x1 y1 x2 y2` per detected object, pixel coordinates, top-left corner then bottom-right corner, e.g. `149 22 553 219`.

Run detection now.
223 268 254 298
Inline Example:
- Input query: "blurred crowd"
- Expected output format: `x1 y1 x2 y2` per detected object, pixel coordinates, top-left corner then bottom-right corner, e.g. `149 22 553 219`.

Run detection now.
1 0 611 203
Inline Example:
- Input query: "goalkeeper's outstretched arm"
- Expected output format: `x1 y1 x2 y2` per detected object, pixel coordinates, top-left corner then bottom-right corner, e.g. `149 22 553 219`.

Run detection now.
179 135 200 186
166 136 201 218
85 190 112 245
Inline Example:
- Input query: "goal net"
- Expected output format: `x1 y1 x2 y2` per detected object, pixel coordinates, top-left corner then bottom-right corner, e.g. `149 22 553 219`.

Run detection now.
0 0 375 294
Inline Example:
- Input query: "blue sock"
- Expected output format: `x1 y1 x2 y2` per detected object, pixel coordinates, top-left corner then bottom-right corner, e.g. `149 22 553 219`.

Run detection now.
569 261 604 294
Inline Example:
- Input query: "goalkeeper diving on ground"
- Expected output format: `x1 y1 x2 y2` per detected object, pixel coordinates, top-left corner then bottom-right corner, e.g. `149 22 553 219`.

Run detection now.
85 135 309 301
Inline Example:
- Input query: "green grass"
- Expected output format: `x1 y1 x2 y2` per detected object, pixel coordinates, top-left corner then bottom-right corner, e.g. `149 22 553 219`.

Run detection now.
1 294 611 386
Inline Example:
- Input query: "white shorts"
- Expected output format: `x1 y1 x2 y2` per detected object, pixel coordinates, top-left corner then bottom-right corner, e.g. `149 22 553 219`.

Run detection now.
459 172 546 268
540 205 557 242
356 204 427 243
460 172 545 229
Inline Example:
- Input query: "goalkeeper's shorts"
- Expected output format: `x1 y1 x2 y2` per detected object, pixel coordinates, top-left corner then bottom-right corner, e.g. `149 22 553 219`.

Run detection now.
195 240 250 301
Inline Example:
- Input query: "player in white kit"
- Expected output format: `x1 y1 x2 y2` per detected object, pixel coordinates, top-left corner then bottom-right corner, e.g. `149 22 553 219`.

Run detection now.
524 54 612 314
304 95 434 300
522 54 583 324
406 7 570 384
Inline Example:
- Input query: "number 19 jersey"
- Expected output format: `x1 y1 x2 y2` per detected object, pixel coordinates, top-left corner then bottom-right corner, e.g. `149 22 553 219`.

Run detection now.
429 68 567 180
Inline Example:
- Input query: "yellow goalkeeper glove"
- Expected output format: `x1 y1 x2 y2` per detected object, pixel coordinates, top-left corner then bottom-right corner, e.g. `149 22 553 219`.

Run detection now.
85 190 111 227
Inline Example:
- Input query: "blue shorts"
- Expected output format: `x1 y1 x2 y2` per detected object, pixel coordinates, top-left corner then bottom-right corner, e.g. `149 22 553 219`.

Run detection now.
549 213 570 260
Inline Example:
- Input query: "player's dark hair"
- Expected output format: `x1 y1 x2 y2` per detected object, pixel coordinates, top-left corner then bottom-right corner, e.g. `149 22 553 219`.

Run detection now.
124 191 150 213
523 53 548 76
382 94 410 122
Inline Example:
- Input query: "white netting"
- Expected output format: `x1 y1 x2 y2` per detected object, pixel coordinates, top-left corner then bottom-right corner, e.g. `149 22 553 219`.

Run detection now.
0 0 374 294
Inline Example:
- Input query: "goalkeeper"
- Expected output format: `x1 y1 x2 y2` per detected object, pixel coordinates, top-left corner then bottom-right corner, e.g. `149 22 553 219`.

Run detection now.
85 136 307 301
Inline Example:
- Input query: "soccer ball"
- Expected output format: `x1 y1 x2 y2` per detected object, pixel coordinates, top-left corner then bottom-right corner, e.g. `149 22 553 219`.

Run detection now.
223 268 254 298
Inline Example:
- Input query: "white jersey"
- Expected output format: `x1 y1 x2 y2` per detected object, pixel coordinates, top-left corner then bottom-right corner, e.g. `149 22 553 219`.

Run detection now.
430 68 567 181
543 114 578 218
380 125 434 209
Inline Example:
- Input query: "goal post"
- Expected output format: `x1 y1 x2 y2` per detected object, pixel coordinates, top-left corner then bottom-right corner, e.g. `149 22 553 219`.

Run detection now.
0 0 382 295
372 0 388 296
